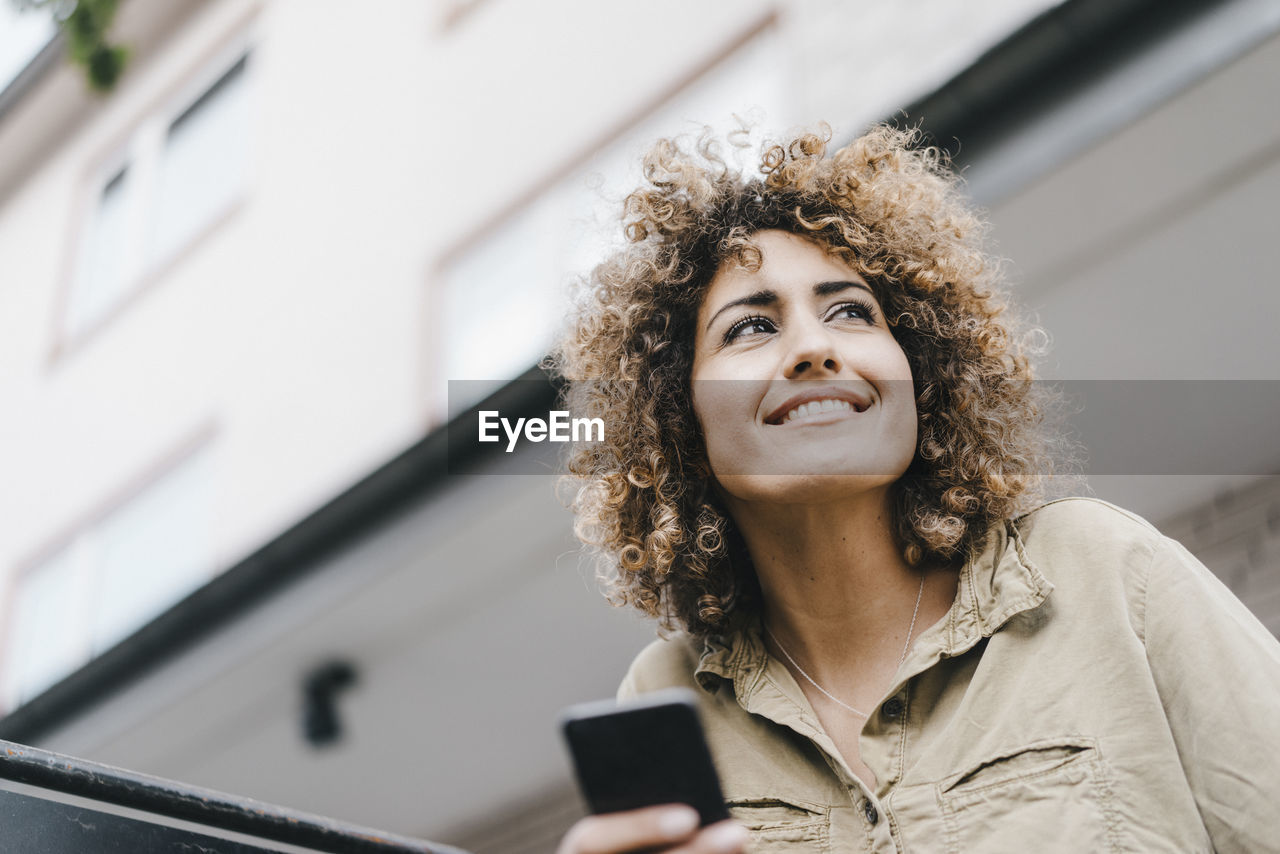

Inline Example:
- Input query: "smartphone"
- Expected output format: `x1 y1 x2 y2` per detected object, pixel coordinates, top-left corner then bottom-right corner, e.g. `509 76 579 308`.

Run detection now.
560 687 730 826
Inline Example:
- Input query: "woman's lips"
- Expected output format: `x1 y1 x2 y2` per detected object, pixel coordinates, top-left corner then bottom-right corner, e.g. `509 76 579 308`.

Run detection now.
764 387 872 425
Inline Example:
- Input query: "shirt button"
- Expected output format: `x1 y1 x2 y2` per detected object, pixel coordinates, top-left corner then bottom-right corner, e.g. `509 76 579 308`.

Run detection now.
882 697 904 719
863 799 879 825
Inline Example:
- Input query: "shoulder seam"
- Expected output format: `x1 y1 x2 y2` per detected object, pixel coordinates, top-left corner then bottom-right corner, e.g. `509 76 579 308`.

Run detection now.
1138 535 1169 651
1015 497 1161 535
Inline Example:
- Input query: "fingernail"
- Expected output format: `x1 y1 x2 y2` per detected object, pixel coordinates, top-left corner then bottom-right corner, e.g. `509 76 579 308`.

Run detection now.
705 821 749 852
658 806 699 837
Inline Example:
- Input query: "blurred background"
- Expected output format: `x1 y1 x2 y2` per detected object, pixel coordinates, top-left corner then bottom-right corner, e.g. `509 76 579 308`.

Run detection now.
1 0 1278 850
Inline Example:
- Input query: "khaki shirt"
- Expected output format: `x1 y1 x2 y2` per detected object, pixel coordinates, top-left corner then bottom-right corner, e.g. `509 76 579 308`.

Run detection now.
617 498 1280 853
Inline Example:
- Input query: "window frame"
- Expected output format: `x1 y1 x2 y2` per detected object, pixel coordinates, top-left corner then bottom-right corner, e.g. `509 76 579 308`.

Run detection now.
0 424 220 714
49 35 257 365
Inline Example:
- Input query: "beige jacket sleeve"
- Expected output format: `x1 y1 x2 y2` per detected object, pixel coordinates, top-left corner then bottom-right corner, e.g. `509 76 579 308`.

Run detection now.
1144 535 1280 853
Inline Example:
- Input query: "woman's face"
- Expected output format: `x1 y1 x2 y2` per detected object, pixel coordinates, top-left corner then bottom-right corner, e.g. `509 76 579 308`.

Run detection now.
691 229 917 505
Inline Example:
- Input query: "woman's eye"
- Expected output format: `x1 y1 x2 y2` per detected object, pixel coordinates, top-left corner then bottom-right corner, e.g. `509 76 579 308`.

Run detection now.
829 300 876 324
724 315 775 343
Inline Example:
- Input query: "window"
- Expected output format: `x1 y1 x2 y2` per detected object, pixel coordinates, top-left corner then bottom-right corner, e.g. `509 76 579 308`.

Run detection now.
434 27 787 417
0 3 56 94
1 540 97 708
2 443 216 709
150 55 251 266
62 51 253 345
66 165 136 339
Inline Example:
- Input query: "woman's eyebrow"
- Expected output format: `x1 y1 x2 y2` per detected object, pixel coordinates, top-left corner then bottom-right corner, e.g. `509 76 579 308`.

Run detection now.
705 289 777 332
814 280 875 298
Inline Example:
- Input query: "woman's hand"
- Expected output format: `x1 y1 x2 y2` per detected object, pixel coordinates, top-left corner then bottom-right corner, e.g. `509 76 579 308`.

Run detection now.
557 804 748 854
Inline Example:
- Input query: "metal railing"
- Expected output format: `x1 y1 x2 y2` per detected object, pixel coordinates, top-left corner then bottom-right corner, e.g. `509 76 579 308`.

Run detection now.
0 738 469 854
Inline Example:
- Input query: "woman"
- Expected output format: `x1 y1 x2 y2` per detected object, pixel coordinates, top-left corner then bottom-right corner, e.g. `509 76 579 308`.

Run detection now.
552 126 1280 853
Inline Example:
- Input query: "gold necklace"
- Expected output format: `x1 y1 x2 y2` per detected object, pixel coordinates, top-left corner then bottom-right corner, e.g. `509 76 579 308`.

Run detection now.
765 573 926 718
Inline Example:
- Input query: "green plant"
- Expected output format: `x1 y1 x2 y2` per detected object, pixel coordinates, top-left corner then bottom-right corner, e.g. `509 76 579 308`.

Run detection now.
14 0 127 93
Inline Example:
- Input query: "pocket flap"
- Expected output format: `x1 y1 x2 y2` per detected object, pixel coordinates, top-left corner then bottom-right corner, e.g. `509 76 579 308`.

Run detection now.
940 736 1098 795
725 796 827 830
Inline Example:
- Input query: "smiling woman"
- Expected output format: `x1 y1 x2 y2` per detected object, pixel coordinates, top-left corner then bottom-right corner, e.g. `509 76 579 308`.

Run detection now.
549 126 1280 853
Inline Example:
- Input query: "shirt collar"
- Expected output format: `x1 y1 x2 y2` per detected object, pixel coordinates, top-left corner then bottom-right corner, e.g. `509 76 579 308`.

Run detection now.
693 517 1055 693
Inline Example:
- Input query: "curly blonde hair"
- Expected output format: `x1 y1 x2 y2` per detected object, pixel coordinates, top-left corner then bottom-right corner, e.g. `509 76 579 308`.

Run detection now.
551 124 1063 637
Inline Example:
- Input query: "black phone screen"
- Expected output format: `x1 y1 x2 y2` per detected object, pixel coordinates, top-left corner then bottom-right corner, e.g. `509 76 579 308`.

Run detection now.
560 688 730 827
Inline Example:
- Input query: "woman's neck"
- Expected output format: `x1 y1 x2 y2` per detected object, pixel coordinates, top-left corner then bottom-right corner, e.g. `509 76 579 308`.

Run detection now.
725 485 951 688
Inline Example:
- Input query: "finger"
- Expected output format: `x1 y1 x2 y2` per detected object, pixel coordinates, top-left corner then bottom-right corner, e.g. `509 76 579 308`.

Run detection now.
664 820 750 854
558 804 700 854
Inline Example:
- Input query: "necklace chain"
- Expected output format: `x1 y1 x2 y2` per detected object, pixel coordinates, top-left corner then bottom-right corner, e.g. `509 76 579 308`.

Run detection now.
765 574 926 719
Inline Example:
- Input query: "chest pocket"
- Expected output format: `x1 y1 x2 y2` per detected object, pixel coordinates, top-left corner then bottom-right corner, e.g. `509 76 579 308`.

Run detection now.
934 737 1123 854
726 796 830 852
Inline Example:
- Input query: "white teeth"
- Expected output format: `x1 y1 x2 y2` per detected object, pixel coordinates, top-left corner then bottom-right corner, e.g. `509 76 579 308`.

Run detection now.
782 398 856 423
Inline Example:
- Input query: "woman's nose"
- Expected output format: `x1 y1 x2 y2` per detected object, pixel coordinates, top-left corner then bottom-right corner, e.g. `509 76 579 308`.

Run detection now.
782 324 841 379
